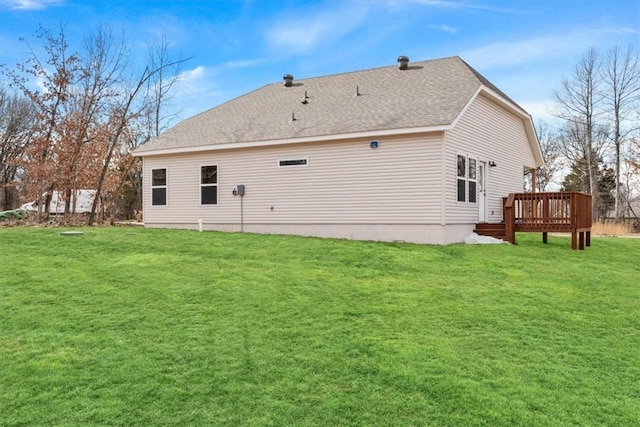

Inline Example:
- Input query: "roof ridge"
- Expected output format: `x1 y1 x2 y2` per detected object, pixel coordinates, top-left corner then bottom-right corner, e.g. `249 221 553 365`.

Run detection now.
267 55 464 85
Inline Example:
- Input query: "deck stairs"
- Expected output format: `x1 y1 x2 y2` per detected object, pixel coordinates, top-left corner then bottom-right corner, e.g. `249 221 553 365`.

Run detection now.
474 223 507 242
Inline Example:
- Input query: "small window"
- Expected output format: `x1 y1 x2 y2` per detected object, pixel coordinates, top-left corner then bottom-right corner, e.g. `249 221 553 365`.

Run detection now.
151 168 167 206
457 155 466 202
279 158 308 167
469 158 476 180
457 179 466 202
457 155 466 178
456 155 478 203
468 158 477 203
469 181 477 203
201 165 218 205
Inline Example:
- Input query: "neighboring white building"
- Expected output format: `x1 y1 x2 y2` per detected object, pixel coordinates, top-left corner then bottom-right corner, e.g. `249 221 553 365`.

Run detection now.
21 190 96 215
133 56 543 244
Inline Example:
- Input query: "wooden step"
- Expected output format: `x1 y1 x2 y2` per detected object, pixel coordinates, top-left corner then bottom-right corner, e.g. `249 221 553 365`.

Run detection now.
474 223 507 241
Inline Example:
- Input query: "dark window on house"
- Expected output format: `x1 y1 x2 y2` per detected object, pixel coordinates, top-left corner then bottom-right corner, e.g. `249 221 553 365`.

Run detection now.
457 155 466 202
457 155 478 204
469 181 477 203
151 168 167 206
279 158 308 167
468 158 477 203
201 165 218 205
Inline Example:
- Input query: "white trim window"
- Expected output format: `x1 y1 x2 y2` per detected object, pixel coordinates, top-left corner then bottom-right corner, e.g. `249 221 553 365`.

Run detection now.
457 155 478 204
200 165 218 205
278 158 308 168
151 168 167 206
468 158 477 203
457 155 466 202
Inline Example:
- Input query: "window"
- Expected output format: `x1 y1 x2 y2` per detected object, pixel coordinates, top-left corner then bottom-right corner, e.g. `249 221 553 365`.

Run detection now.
279 158 308 167
201 165 218 205
456 155 478 204
468 158 477 203
151 168 167 206
457 155 466 202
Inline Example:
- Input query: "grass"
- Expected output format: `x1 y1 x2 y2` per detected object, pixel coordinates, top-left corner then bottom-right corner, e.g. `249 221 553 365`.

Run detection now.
1 227 639 426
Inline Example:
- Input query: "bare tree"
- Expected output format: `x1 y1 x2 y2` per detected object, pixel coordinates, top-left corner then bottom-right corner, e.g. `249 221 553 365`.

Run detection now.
1 24 82 220
3 22 188 223
145 33 184 138
88 52 188 226
533 120 562 191
0 88 36 210
57 25 128 215
110 34 187 222
554 48 609 218
601 44 640 221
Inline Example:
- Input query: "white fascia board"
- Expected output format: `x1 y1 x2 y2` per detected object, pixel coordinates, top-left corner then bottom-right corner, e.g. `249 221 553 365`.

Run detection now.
132 125 452 157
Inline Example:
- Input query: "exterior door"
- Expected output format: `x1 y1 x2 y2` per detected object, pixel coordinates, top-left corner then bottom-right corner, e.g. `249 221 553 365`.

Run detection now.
478 162 487 222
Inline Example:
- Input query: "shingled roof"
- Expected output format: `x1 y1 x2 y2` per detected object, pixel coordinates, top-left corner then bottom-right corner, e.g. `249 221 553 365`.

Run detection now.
135 56 531 155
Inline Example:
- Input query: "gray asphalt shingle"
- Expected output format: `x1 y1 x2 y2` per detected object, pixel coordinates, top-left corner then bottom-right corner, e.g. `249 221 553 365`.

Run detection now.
135 56 522 154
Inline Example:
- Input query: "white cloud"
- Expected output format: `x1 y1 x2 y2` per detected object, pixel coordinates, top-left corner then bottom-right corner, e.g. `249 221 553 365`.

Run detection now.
3 0 64 11
175 66 208 95
266 4 369 54
433 24 458 34
35 74 48 93
172 65 224 117
520 101 560 123
179 66 205 81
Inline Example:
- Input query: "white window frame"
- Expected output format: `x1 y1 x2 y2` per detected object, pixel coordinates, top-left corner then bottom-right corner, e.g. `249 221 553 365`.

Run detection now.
151 167 168 206
456 154 478 204
278 158 309 168
456 154 466 203
468 157 478 204
200 164 219 206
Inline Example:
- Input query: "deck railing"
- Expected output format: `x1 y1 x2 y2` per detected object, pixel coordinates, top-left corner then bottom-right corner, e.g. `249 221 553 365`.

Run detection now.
503 192 592 249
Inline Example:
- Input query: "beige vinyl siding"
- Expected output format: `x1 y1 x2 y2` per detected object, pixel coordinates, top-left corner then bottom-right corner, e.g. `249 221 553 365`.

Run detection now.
142 133 444 227
444 93 536 224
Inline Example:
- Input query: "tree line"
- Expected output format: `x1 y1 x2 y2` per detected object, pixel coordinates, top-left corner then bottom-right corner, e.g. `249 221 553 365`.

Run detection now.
1 25 639 226
537 45 640 224
0 24 186 224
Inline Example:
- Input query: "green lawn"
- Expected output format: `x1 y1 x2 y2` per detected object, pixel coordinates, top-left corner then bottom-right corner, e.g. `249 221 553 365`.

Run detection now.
1 227 638 426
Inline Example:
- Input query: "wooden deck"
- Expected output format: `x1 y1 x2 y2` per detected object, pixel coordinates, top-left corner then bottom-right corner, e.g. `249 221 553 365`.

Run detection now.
476 192 592 250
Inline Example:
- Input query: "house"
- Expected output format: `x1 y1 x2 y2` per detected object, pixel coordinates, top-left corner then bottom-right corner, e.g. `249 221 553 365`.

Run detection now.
21 189 96 215
133 56 543 245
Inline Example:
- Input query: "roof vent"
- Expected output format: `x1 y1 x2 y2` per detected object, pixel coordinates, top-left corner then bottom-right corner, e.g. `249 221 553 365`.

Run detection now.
283 74 294 87
397 55 409 70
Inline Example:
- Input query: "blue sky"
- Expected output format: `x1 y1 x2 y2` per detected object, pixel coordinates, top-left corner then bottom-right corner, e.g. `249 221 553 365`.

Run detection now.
1 0 639 123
